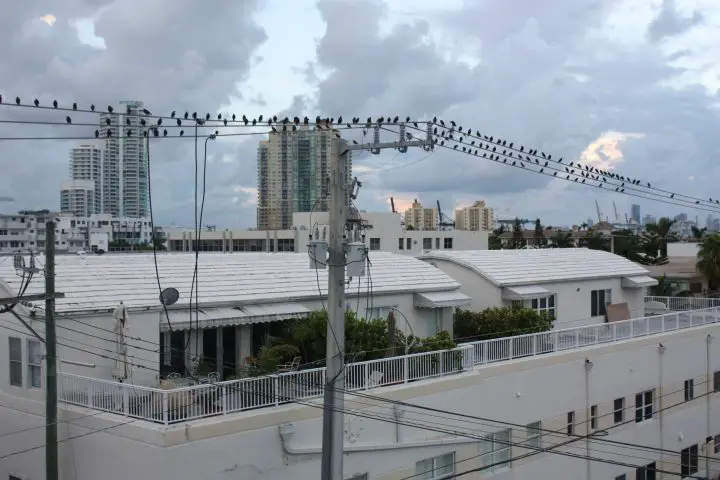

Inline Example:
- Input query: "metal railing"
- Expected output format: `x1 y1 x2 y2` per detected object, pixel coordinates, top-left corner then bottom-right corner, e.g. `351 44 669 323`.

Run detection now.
645 295 720 311
57 306 720 425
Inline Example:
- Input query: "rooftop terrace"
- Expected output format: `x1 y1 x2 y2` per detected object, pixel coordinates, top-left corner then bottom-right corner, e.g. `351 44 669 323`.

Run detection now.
58 297 720 425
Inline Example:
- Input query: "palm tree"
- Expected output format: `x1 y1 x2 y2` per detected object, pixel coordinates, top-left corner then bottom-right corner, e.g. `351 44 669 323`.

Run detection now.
635 232 669 265
533 219 544 247
697 233 720 292
645 217 676 257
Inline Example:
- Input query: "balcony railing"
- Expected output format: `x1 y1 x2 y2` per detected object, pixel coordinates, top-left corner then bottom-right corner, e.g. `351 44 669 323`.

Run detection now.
645 295 720 311
57 305 720 425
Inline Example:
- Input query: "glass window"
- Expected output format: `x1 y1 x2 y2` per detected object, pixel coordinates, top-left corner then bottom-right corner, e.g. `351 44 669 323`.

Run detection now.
8 337 22 387
530 295 556 318
480 429 512 472
415 452 455 480
590 405 598 430
680 446 698 477
635 390 654 423
567 411 575 435
614 397 625 424
526 421 541 449
27 340 42 388
684 379 694 401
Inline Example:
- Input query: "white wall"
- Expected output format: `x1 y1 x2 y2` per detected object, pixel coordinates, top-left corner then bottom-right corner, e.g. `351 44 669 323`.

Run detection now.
420 258 647 329
668 242 700 257
1 323 718 480
0 308 160 390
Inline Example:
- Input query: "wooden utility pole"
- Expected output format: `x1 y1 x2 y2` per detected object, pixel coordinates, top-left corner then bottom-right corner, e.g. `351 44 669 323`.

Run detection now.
45 221 58 480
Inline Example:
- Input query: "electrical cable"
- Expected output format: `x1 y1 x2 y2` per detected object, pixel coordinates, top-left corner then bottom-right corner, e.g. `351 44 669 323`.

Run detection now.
391 123 720 214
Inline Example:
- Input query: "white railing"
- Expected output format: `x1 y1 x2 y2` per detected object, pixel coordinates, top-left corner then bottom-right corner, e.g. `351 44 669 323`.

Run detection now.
645 295 720 311
58 306 720 425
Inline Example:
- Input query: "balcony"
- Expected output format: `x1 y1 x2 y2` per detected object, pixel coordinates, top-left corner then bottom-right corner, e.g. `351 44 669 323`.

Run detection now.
56 303 720 425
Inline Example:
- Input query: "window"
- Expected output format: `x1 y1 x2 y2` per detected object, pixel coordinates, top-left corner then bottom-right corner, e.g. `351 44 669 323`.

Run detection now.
615 475 626 480
614 397 625 424
526 421 541 449
406 238 412 250
531 295 556 318
398 238 404 250
636 462 656 480
423 237 432 249
435 237 440 249
27 340 42 388
635 390 654 423
590 405 598 430
415 452 455 480
714 370 720 392
480 429 512 472
590 289 612 317
369 238 380 251
684 379 694 402
365 306 396 321
567 411 575 435
714 434 720 454
8 337 22 387
443 238 453 249
680 445 698 477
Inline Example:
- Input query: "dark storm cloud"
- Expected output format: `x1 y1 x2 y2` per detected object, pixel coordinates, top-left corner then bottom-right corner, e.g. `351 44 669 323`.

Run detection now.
0 0 267 225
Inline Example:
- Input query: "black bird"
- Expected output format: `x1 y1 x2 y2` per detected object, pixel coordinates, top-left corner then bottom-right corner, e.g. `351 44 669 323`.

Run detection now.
180 130 185 136
65 116 71 124
90 104 95 111
107 105 113 113
105 118 111 125
178 119 182 126
72 102 77 111
142 109 151 115
157 118 162 126
13 96 19 105
33 98 39 107
171 111 176 119
53 99 58 108
94 130 99 138
184 112 189 119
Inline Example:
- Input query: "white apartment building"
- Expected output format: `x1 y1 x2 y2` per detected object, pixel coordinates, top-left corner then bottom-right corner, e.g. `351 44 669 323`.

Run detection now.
164 211 489 254
0 210 75 254
257 126 352 230
404 199 438 231
60 179 97 217
99 100 149 218
0 257 718 480
455 199 494 231
66 142 103 212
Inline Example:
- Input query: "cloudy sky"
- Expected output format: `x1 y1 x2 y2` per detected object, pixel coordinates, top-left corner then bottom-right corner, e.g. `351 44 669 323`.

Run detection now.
1 0 719 228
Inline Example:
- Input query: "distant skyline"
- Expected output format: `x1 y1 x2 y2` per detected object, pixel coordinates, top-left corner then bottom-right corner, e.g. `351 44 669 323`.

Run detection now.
1 0 720 228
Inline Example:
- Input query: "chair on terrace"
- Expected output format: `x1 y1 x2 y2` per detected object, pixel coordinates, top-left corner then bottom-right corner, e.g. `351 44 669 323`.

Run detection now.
278 356 301 373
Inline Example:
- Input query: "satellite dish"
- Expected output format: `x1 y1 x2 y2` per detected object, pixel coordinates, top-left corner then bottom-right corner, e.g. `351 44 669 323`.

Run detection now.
160 287 179 306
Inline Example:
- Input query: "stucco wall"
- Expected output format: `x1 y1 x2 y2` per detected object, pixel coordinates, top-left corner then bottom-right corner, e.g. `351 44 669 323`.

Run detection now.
1 324 718 480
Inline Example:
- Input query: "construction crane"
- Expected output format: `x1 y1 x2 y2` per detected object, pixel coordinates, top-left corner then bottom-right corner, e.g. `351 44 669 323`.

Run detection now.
436 200 454 230
390 197 396 214
595 200 603 223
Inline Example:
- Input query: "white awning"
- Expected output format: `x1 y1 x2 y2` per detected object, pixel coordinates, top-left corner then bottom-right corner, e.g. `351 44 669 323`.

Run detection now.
161 303 310 331
622 275 658 288
502 285 552 300
414 290 471 309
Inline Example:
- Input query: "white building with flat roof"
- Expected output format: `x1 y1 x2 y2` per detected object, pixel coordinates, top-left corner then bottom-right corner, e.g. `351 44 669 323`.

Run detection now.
0 282 718 480
419 248 658 329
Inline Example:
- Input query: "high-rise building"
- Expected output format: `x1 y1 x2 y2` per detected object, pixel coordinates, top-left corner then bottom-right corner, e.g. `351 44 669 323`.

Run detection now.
256 126 352 230
404 200 437 231
99 100 149 218
65 143 103 214
60 180 97 217
631 204 641 224
454 200 494 231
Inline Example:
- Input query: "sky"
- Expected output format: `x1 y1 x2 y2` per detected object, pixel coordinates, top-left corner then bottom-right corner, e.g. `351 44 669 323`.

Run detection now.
1 0 720 228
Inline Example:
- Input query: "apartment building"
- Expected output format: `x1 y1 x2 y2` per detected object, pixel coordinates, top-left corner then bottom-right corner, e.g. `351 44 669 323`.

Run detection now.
454 199 494 231
256 126 352 230
99 100 149 218
60 179 97 217
404 199 437 231
66 142 103 213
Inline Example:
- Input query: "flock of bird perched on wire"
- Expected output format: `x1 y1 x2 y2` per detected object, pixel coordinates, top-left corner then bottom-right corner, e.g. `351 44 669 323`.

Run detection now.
0 94 717 215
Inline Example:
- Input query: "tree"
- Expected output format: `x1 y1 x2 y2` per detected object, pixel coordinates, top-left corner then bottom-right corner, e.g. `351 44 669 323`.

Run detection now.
612 229 641 260
511 218 525 249
533 219 544 247
697 233 720 292
691 225 707 241
645 217 676 257
453 306 554 342
635 232 669 265
583 231 610 251
550 231 574 248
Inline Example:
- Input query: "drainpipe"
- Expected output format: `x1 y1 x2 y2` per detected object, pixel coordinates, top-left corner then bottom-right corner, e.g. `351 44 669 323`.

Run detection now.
658 342 665 479
584 358 593 480
706 334 713 479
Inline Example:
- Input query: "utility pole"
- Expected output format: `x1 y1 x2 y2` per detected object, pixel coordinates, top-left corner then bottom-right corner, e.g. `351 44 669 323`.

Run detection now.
45 221 58 480
313 122 433 480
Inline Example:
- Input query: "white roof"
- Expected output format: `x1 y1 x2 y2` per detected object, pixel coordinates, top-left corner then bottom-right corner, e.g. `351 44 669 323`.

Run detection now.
0 252 460 313
419 248 651 287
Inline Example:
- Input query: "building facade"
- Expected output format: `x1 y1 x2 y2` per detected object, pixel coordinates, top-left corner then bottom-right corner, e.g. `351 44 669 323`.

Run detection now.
257 127 352 230
60 179 97 217
67 143 103 213
404 200 437 231
631 203 641 224
0 289 718 480
164 211 489 254
99 100 149 218
454 200 494 231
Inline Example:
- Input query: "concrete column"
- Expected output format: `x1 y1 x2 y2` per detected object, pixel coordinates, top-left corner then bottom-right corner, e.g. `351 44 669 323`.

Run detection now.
216 327 224 381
